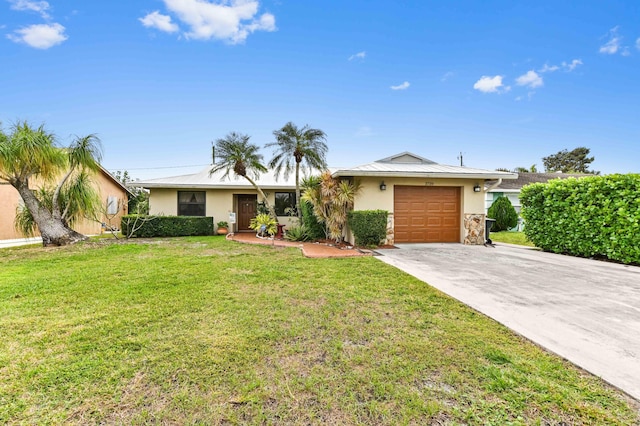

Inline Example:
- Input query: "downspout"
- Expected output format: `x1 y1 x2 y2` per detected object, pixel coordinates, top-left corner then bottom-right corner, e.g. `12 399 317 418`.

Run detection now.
485 178 502 192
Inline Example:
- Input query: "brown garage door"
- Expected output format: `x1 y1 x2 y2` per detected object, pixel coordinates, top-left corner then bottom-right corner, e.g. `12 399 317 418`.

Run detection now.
394 186 461 243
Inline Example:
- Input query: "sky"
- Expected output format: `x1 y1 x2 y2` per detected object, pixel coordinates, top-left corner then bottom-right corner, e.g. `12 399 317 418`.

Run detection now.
2 0 639 180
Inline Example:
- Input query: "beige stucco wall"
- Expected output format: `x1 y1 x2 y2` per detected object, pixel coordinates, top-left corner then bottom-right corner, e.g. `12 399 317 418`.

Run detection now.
0 171 128 241
148 188 299 232
350 176 487 243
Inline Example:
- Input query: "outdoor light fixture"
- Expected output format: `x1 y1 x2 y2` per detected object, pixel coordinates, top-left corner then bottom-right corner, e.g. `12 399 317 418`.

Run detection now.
473 184 482 192
380 181 387 191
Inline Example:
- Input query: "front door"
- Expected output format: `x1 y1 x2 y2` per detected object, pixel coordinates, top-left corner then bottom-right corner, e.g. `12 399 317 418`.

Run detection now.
237 194 257 231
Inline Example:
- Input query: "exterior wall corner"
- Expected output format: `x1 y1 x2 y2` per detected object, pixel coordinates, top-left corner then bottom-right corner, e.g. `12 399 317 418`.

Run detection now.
463 213 485 245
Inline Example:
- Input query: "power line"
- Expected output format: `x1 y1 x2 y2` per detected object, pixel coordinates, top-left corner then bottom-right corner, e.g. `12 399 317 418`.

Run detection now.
109 164 210 172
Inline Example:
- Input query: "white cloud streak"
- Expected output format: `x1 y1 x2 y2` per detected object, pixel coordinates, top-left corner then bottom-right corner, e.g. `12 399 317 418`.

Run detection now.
7 22 67 49
600 26 622 54
637 37 640 50
355 126 374 137
473 75 508 93
139 11 179 33
9 0 50 19
144 0 276 44
390 81 410 90
516 70 543 89
441 71 454 82
539 59 582 73
348 51 366 61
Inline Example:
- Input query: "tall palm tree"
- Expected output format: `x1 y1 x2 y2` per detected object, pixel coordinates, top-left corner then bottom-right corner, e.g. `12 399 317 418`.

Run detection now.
0 121 102 246
267 122 328 221
209 132 277 219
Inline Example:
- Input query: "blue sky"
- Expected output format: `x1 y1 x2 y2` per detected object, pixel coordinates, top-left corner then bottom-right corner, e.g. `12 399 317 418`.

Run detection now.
2 1 639 179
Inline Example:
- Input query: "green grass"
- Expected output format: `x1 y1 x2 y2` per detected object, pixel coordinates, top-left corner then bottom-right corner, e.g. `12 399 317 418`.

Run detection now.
1 236 637 424
490 231 536 247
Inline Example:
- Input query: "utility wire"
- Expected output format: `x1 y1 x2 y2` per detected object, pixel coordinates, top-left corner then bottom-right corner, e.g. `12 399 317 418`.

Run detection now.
109 164 210 172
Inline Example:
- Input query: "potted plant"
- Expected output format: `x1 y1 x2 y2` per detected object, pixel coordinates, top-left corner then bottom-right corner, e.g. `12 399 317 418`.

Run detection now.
216 221 229 235
249 213 277 239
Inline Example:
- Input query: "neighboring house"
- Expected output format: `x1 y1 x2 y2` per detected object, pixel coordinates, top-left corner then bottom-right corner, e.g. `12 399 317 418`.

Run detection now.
133 152 517 245
0 166 131 245
484 172 587 214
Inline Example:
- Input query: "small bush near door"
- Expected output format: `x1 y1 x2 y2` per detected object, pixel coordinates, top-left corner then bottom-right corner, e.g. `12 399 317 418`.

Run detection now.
487 196 519 232
347 210 388 247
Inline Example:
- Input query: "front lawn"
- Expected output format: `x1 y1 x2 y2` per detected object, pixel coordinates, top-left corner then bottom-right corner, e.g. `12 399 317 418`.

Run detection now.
490 231 535 247
0 237 636 424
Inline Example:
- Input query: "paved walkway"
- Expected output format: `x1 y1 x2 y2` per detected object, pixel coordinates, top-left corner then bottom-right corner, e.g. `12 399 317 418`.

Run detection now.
228 233 372 258
377 243 640 401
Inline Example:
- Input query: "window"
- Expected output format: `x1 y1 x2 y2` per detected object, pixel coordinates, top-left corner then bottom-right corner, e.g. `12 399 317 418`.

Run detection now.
274 191 296 216
178 191 206 216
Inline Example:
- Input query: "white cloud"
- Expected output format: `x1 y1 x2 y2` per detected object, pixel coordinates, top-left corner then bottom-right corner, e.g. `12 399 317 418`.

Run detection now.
9 0 50 19
599 26 622 54
390 81 410 90
473 75 508 93
441 71 454 82
152 0 276 44
562 59 583 71
516 70 543 89
539 59 582 73
355 126 374 137
7 23 67 49
637 37 640 50
139 11 179 33
539 63 559 73
348 51 365 61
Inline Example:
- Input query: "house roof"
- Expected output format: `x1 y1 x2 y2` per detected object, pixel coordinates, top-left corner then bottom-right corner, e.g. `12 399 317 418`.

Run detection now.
332 152 518 180
486 172 588 191
130 165 304 189
98 165 134 196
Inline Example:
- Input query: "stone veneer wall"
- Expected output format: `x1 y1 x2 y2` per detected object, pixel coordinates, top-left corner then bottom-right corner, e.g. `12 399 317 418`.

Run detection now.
385 213 394 245
464 213 485 245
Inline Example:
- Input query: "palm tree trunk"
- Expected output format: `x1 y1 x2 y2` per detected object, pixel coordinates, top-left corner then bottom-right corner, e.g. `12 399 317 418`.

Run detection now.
295 161 302 223
243 175 278 219
14 181 87 246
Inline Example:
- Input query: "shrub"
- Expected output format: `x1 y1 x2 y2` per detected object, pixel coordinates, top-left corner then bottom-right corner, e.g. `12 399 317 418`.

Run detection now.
347 210 388 247
121 215 213 238
249 213 277 237
487 196 519 231
301 200 325 240
284 224 311 242
520 174 640 264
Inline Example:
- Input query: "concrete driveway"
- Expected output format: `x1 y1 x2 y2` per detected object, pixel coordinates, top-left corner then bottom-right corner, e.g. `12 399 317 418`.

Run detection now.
377 243 640 401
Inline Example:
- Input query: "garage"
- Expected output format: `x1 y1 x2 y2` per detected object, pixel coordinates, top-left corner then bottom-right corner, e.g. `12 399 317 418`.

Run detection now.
394 186 461 243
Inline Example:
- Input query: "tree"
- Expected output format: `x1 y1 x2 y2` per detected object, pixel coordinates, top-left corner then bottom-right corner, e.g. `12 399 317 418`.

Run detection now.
209 132 277 218
113 170 149 214
267 122 328 222
514 164 538 173
487 196 519 232
301 171 360 243
542 147 596 173
0 121 103 246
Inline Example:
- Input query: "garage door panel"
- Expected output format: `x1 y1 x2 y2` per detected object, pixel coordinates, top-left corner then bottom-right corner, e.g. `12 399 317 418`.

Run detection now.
394 186 460 243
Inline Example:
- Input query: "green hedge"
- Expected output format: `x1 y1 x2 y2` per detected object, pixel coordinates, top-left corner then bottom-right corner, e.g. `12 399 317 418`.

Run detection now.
121 215 214 238
347 210 388 246
301 200 325 240
520 174 640 264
